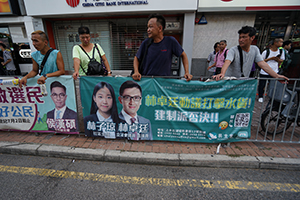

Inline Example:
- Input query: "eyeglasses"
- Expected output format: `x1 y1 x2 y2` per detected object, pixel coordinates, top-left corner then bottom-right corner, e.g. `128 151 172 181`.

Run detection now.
121 95 142 102
51 93 66 98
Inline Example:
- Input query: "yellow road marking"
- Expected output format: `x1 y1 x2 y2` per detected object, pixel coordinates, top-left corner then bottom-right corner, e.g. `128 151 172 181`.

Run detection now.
1 164 300 192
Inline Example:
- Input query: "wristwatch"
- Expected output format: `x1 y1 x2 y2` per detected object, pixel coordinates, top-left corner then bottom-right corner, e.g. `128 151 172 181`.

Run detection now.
107 71 112 74
43 74 48 78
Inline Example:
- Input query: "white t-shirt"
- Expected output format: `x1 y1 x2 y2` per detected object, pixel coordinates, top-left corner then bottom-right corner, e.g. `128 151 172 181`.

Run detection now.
260 49 285 75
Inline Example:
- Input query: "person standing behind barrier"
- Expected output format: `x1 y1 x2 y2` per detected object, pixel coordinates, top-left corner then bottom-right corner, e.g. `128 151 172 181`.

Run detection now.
207 42 220 77
213 26 288 82
279 40 292 74
84 82 121 138
72 27 112 80
0 43 16 76
19 30 65 87
0 47 6 75
207 40 228 75
132 14 192 81
258 38 285 103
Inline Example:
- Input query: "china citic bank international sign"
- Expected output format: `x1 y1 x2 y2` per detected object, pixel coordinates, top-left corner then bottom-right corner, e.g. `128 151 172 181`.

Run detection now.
66 0 149 7
66 0 80 7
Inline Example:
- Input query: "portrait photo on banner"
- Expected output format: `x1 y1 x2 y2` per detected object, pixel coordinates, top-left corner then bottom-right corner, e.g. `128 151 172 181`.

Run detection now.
82 79 152 140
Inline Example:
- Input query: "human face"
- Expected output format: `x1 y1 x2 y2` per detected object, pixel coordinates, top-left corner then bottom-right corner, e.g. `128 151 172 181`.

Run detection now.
93 86 113 117
119 88 142 118
285 43 292 51
147 18 161 39
215 44 220 52
79 33 91 46
51 87 67 109
31 34 47 51
238 33 254 49
274 39 283 48
219 42 226 51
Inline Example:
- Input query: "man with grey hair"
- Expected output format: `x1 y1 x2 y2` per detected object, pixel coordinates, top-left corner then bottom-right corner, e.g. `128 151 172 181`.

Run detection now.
19 30 65 87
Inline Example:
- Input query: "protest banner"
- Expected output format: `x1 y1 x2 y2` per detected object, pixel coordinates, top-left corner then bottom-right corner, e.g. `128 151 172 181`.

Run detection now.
80 77 257 143
0 76 79 134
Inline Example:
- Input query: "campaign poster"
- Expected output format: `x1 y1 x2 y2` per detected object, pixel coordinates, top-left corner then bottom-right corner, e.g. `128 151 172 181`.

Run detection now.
0 75 79 134
80 77 257 143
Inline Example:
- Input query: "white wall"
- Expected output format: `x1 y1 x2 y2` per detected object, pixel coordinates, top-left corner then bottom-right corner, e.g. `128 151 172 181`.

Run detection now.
193 13 256 59
182 12 196 75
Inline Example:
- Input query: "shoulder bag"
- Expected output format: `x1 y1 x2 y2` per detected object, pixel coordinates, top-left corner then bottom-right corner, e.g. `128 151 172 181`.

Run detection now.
39 48 54 75
78 44 107 76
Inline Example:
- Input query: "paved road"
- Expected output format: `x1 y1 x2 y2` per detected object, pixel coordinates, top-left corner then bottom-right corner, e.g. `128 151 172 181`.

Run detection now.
1 154 300 199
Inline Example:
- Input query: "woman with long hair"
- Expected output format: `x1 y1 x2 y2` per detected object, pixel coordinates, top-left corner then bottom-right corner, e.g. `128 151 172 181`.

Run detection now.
84 82 120 138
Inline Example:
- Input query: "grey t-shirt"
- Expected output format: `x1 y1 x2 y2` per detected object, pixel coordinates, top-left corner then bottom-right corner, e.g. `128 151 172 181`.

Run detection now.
225 45 263 78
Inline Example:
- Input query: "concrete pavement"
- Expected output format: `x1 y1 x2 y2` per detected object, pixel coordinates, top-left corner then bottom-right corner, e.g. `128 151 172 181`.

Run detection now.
0 131 300 170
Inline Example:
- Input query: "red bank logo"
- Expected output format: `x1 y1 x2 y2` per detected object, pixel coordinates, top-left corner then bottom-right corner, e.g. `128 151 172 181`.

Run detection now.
66 0 80 7
221 0 233 2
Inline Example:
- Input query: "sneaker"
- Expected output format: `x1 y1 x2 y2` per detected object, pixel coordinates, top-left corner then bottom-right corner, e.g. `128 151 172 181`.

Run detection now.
258 98 263 103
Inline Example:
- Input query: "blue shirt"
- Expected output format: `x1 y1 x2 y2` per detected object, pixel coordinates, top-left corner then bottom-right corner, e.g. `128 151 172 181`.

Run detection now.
136 36 183 76
31 49 59 75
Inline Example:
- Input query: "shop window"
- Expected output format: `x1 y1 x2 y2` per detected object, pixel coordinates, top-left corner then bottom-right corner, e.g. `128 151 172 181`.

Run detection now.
53 21 111 72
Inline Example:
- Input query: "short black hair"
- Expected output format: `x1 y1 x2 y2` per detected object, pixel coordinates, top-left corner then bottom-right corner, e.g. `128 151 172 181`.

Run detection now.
282 40 292 47
238 26 256 37
148 14 166 30
78 26 90 35
50 81 66 93
220 40 227 44
119 80 142 96
213 42 220 49
268 40 274 46
0 43 7 49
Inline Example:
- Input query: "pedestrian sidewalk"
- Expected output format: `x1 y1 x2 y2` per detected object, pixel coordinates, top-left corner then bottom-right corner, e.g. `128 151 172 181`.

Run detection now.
1 131 300 170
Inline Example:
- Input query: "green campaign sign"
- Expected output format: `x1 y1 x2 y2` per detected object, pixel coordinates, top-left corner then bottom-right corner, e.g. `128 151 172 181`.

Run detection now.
80 77 257 143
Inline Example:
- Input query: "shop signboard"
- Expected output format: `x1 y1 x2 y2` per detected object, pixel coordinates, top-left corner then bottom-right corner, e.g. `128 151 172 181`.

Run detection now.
23 0 197 16
0 0 12 15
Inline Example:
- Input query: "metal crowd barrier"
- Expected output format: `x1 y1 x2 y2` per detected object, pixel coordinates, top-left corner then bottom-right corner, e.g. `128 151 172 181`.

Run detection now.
249 77 300 144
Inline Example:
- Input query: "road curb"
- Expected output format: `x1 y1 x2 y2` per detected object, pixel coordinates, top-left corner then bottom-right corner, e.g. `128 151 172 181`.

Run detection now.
0 142 299 170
